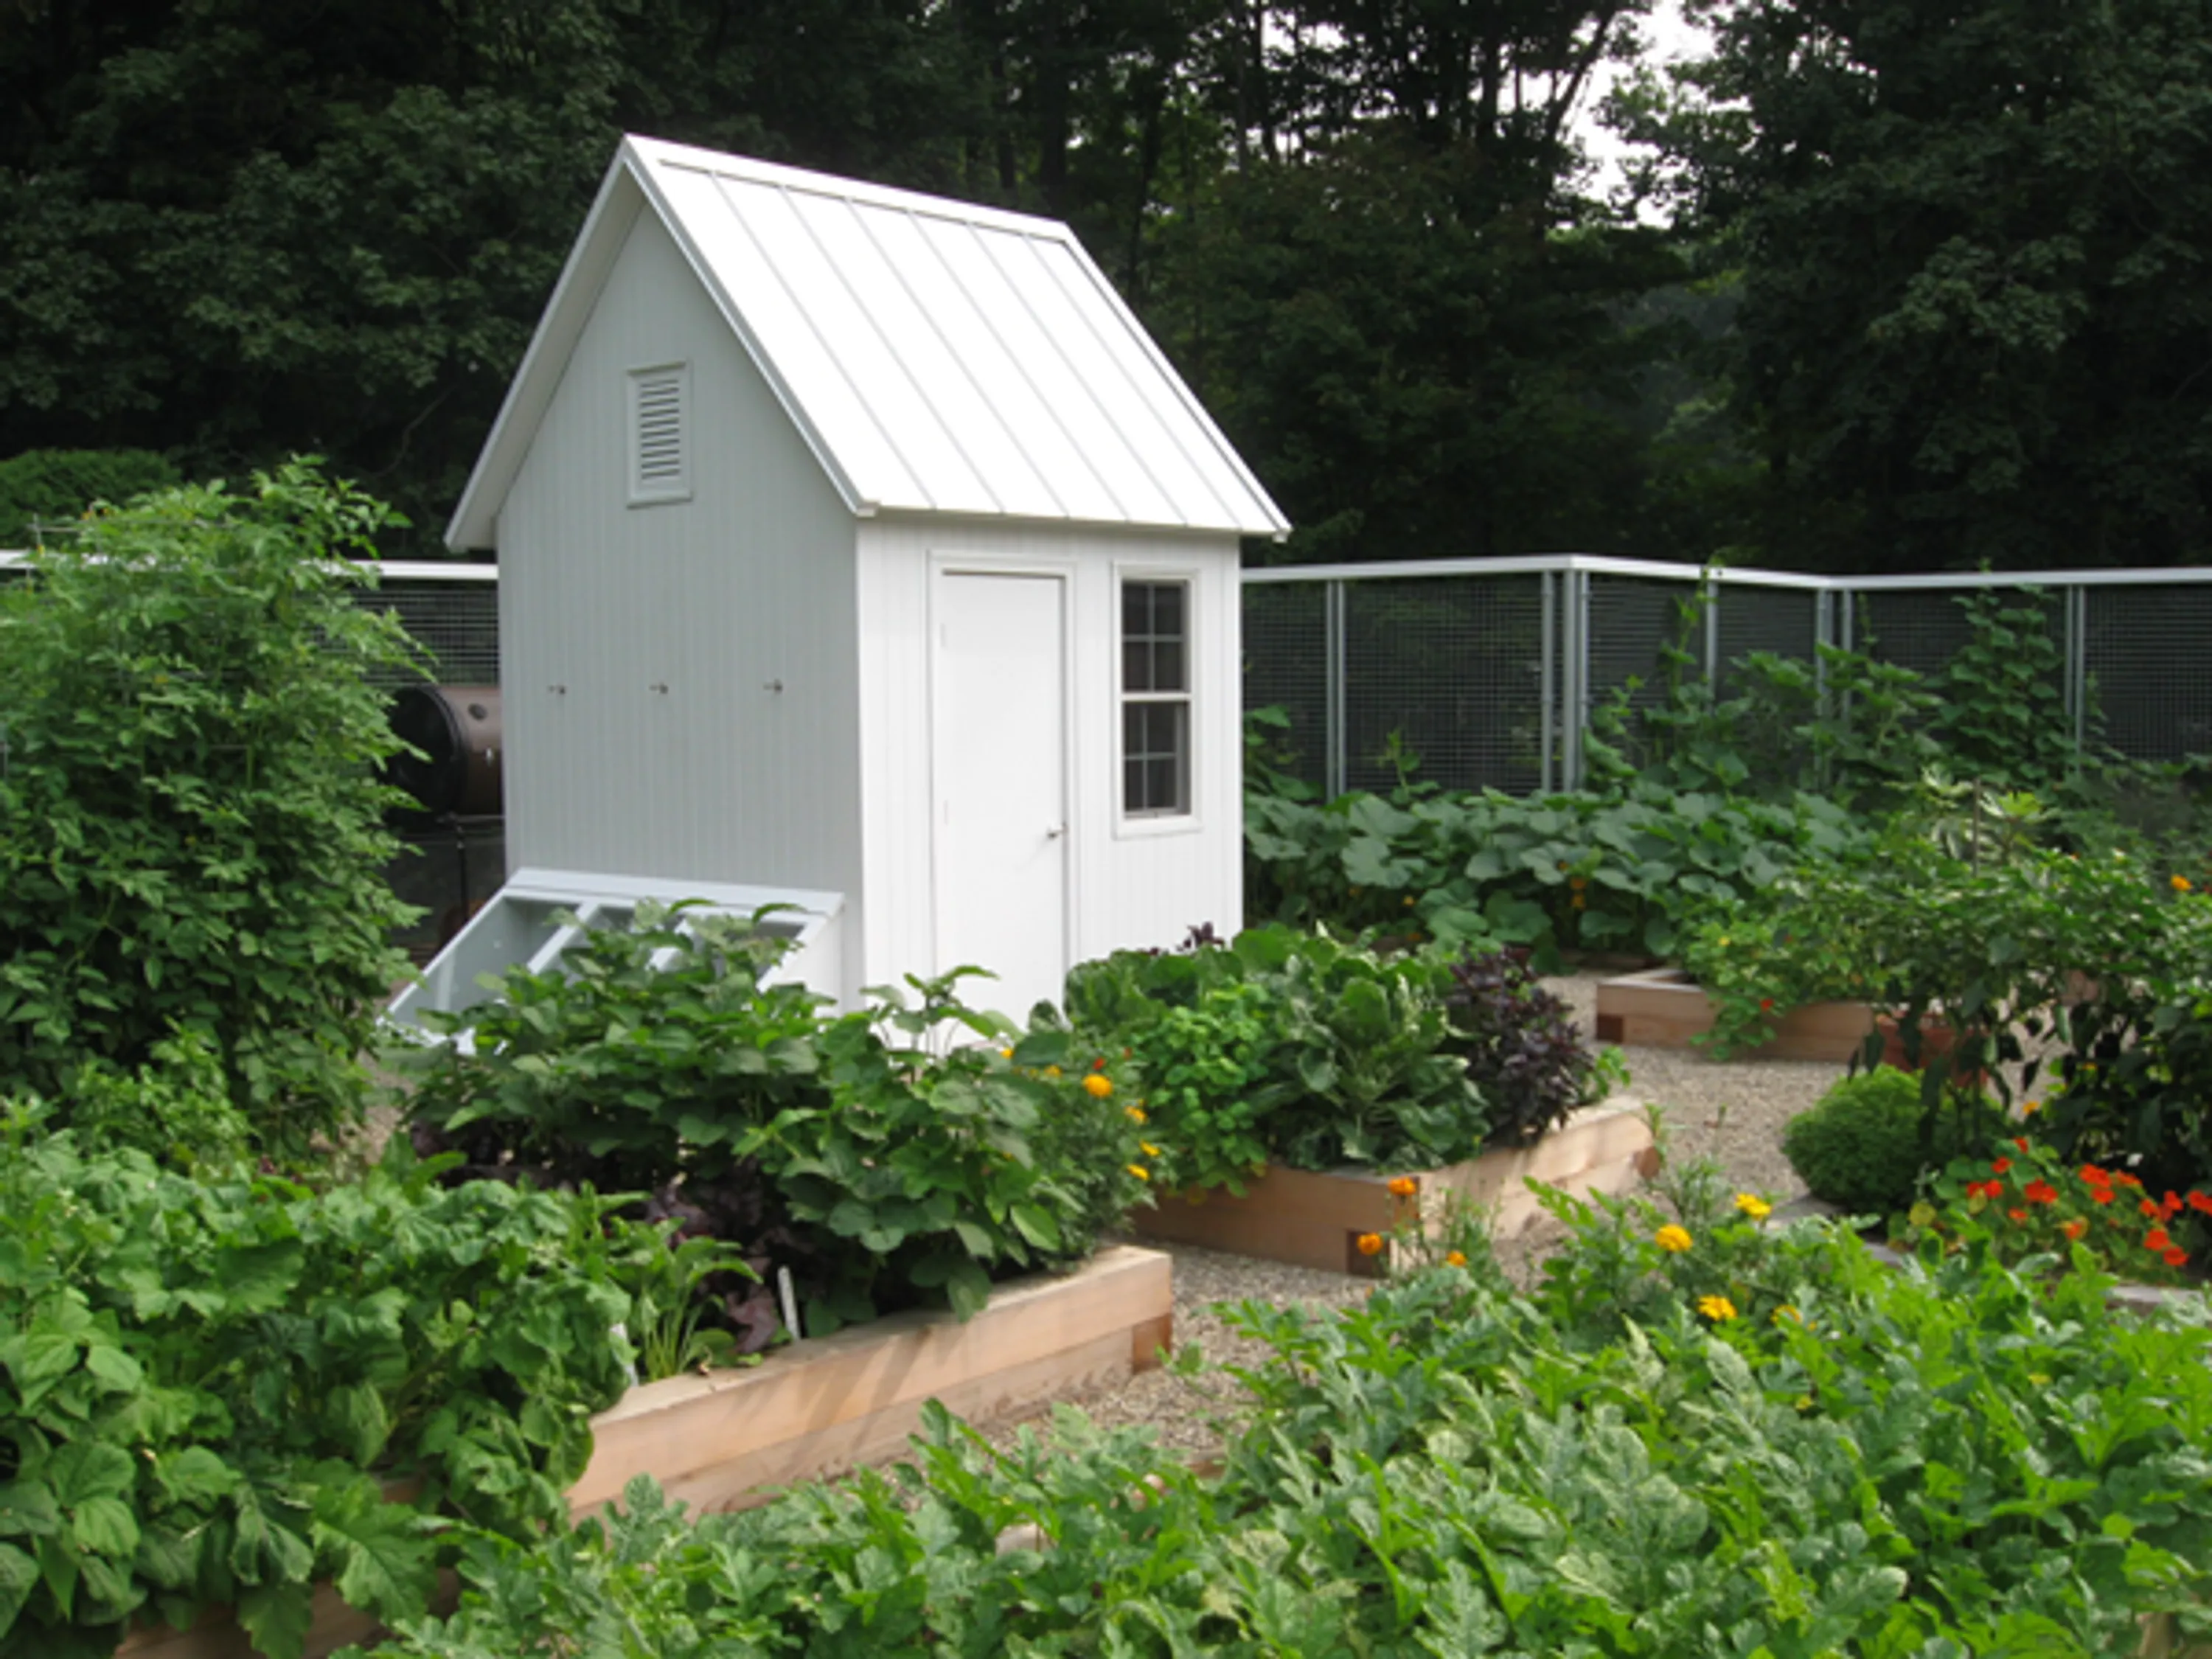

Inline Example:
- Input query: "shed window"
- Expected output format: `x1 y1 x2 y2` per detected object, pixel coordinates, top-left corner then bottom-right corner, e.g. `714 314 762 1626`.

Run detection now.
627 364 691 504
1121 580 1190 817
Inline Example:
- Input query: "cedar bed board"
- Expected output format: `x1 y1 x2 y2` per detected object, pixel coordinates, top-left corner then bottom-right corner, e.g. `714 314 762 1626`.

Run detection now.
116 1245 1173 1659
1131 1096 1658 1276
1594 967 1875 1063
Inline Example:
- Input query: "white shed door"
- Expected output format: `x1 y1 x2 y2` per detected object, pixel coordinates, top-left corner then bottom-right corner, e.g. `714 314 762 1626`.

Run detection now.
932 571 1069 1020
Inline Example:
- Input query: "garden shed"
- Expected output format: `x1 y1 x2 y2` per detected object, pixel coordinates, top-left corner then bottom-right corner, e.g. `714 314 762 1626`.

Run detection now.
409 135 1287 1021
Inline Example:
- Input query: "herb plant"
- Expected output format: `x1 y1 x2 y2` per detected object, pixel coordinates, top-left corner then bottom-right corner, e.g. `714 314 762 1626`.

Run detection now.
1440 947 1621 1146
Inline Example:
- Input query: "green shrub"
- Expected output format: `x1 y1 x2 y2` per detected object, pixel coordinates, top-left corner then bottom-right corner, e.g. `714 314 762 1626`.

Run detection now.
0 462 422 1152
1781 1065 1989 1214
0 447 179 547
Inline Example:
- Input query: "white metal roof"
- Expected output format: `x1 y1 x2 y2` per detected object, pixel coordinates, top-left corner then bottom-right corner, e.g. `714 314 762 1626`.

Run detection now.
448 136 1289 549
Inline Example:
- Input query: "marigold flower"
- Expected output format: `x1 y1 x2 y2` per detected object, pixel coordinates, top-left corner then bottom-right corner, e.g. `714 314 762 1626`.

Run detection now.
1444 1250 1467 1267
1655 1224 1693 1253
1571 894 1587 910
1125 1105 1147 1123
1083 1072 1113 1098
2166 1246 2190 1267
1127 1164 1150 1181
1355 1232 1385 1257
1733 1193 1772 1220
1140 1142 1161 1157
1387 1175 1419 1199
1991 1157 2012 1176
1044 1065 1062 1079
2024 1180 2058 1206
2062 1219 2088 1241
2021 1099 2042 1116
2146 1228 2174 1253
1697 1295 1737 1322
998 1047 1014 1059
2174 874 2194 893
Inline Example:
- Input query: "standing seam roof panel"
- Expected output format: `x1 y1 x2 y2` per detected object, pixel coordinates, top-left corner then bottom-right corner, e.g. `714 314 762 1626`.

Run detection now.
855 208 1099 523
802 195 1062 523
740 179 998 513
656 165 922 509
1024 239 1251 532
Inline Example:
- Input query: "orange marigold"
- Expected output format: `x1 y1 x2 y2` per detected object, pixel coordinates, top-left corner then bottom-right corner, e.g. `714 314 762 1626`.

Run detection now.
1444 1250 1467 1268
1355 1233 1385 1257
1387 1175 1419 1199
1083 1073 1114 1099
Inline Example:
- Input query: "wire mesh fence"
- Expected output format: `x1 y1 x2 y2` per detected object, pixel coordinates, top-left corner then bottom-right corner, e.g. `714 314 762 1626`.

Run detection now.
1243 558 2212 796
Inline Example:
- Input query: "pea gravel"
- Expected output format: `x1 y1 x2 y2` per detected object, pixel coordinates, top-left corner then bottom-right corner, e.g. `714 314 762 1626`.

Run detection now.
978 969 1847 1462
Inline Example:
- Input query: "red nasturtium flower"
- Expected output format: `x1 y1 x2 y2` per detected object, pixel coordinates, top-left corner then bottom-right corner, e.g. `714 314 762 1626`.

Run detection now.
2008 1208 2030 1223
2146 1228 2174 1254
2163 1192 2185 1217
2024 1179 2058 1206
2191 1192 2212 1216
2166 1246 2191 1267
2140 1198 2164 1220
2081 1164 2113 1186
2118 1172 2144 1189
1759 998 1775 1012
2062 1219 2089 1241
2014 1136 2031 1153
2090 1186 2117 1206
1992 1157 2013 1175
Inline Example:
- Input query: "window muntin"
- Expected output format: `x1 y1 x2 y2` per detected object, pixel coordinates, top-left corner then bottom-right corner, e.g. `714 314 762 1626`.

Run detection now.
1121 579 1191 817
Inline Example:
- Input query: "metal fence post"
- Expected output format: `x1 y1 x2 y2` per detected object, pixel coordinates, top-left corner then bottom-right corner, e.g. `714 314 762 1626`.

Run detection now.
1562 568 1590 790
1324 578 1347 799
1704 572 1721 686
1540 571 1557 794
2065 585 2088 747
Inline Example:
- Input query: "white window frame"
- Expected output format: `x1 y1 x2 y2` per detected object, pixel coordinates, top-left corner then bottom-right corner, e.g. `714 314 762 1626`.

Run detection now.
627 362 692 506
1116 568 1199 835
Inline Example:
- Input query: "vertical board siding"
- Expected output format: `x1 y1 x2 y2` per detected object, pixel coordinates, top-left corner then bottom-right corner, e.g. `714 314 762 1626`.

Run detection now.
855 517 1242 1008
501 212 863 968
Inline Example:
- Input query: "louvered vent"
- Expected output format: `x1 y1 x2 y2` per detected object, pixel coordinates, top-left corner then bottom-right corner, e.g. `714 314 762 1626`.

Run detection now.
628 364 690 504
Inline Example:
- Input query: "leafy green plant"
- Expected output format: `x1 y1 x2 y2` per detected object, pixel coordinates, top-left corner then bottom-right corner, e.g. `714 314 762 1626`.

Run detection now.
1781 1065 1993 1215
403 907 1150 1337
0 462 422 1152
0 1103 655 1659
0 448 180 548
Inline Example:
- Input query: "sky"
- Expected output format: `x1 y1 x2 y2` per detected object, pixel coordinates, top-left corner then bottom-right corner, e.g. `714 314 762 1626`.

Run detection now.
1582 0 1711 207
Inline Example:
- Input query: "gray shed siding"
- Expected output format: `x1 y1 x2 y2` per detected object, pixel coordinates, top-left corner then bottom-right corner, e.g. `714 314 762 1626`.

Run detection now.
498 208 864 953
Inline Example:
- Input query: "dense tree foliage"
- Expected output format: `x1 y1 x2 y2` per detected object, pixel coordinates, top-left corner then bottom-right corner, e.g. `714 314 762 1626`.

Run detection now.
1667 0 2212 572
5 1 2208 570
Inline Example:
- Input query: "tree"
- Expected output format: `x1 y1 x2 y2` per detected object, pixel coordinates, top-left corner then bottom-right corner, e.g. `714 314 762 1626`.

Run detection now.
1671 0 2212 571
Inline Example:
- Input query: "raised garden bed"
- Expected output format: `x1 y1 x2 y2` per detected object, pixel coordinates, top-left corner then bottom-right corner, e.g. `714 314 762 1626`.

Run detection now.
1594 966 1875 1061
1130 1096 1657 1275
115 1246 1172 1659
569 1244 1172 1517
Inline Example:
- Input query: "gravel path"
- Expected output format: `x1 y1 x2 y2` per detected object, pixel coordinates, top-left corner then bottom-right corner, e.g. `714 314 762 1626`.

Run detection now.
979 970 1850 1461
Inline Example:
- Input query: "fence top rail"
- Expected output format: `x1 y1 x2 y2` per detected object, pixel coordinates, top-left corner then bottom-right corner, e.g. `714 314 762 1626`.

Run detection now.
1240 554 2212 593
1239 554 1832 589
0 551 498 582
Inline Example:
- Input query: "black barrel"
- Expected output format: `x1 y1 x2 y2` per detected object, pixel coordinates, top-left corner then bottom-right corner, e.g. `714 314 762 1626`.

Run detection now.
389 685 503 817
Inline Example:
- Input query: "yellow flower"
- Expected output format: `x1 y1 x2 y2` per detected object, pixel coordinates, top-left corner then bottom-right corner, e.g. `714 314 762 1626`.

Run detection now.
1696 1295 1737 1322
1083 1072 1113 1099
2174 874 2194 893
1386 1175 1419 1199
1444 1251 1467 1267
1044 1065 1062 1079
1655 1224 1693 1253
998 1047 1013 1059
1125 1105 1147 1124
1403 896 1415 908
1716 936 1731 947
1733 1193 1772 1220
1354 1232 1385 1256
1140 1142 1161 1157
1772 1304 1801 1326
2021 1098 2042 1116
1126 1164 1150 1181
1794 1394 1815 1412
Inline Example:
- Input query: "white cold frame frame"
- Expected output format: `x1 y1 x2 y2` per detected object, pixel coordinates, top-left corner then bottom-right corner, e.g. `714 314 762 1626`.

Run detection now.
1115 565 1201 838
627 361 692 506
